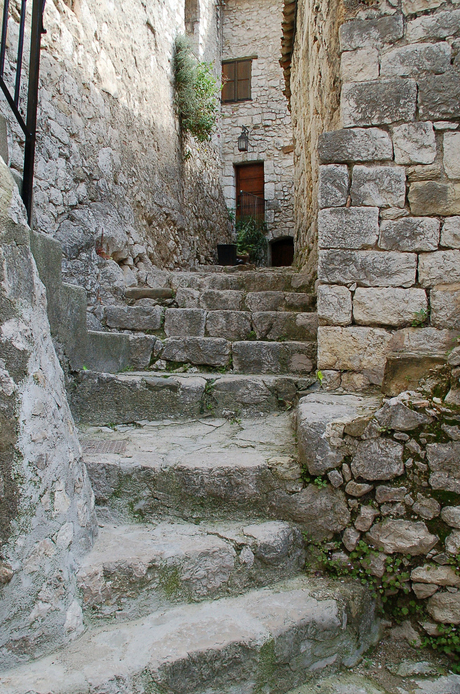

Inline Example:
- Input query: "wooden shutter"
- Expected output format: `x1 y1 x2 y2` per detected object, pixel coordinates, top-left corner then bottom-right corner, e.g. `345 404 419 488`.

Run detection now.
237 60 251 101
222 62 235 102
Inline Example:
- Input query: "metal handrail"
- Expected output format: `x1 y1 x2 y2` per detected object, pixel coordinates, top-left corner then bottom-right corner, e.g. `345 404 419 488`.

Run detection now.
0 0 46 224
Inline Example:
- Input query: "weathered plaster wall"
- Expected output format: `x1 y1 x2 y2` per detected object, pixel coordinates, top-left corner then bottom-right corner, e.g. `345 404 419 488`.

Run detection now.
315 0 460 390
289 0 342 278
220 0 295 245
1 0 230 321
0 158 97 670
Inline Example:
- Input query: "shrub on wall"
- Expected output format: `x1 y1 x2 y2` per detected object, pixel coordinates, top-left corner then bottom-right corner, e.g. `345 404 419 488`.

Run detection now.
173 36 219 143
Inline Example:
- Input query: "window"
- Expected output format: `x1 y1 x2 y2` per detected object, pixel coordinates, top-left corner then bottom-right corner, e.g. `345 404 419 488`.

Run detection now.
222 59 252 103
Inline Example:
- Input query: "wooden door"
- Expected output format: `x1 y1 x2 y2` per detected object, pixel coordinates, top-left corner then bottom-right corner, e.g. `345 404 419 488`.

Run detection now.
236 162 264 219
271 237 294 267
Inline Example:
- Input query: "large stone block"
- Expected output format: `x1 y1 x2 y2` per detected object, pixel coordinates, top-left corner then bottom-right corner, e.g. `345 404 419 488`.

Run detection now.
389 326 458 355
175 287 200 308
318 326 393 384
366 520 438 555
341 48 379 83
409 181 460 216
317 284 352 326
444 133 460 180
431 284 460 330
350 166 406 208
353 287 427 327
232 341 315 375
379 217 440 252
380 43 451 77
339 15 403 51
442 217 460 248
162 337 230 367
164 308 206 337
296 392 380 476
85 331 156 373
427 592 460 624
252 312 317 341
406 10 460 43
418 69 460 121
104 302 163 331
318 250 417 287
244 292 284 312
428 441 460 493
392 122 436 166
403 0 447 15
351 439 404 481
341 79 417 128
318 207 379 249
318 128 393 164
318 165 349 208
206 311 252 341
418 250 460 287
199 290 244 311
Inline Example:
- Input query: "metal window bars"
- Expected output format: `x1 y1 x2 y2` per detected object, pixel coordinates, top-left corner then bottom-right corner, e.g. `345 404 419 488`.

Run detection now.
0 0 46 224
237 190 265 221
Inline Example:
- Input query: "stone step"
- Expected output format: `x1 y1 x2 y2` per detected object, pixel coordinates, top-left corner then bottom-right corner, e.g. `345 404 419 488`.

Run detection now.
169 268 311 292
161 308 318 342
77 520 305 621
0 576 378 694
80 415 351 539
85 330 156 373
176 288 316 312
69 371 316 425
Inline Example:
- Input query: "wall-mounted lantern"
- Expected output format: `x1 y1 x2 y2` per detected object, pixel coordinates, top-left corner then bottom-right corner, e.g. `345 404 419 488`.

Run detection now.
238 125 250 152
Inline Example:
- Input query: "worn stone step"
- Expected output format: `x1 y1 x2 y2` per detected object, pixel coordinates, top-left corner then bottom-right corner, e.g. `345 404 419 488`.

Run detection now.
170 268 311 293
176 288 316 312
85 330 156 373
80 415 351 539
0 576 379 694
77 520 305 621
232 340 316 374
69 371 317 425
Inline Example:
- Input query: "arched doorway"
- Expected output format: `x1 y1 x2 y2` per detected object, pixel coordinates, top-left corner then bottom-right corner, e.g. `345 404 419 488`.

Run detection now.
270 236 294 267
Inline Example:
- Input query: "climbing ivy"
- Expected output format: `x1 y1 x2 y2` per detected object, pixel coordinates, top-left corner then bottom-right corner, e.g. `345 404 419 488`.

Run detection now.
173 35 219 142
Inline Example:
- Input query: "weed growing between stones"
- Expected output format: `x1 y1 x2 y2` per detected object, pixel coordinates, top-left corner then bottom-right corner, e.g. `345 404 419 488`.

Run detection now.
422 625 460 671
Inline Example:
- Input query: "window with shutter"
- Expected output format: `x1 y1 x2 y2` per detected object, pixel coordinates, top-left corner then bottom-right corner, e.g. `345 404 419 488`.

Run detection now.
222 59 252 103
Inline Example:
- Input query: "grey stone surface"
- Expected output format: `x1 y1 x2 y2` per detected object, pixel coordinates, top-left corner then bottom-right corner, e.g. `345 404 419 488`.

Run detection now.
318 250 417 287
392 122 437 166
341 79 417 128
441 217 460 248
199 289 244 310
164 308 206 337
427 592 460 623
418 251 460 287
379 217 439 252
318 207 379 249
431 285 460 330
418 69 460 121
125 287 174 300
389 326 458 356
374 397 432 431
367 520 438 555
0 576 378 694
318 165 349 208
252 312 317 341
317 284 352 326
104 303 163 331
350 166 406 209
427 441 460 493
318 128 393 164
85 331 156 373
341 48 379 83
353 287 427 327
444 132 460 180
406 10 460 44
318 326 393 385
446 530 460 555
162 337 230 367
272 485 351 540
412 495 441 520
351 439 404 481
286 673 386 693
380 43 451 78
297 393 380 476
345 481 374 497
355 507 379 533
232 341 316 375
245 291 284 312
376 486 407 504
441 506 460 528
409 181 460 216
206 310 252 341
340 14 403 51
174 287 200 308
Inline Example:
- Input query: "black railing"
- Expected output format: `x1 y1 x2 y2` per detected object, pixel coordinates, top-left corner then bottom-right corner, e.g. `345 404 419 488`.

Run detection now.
0 0 46 224
237 190 265 221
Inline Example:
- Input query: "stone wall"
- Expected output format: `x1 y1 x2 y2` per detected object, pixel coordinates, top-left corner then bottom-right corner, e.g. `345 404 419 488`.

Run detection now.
0 158 97 670
220 0 295 246
288 0 343 278
1 0 230 321
313 1 460 389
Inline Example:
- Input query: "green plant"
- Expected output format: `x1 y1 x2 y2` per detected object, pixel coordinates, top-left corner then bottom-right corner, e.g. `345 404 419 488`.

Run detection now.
236 217 268 265
422 624 460 672
412 308 428 328
173 36 219 142
313 476 328 489
316 370 324 383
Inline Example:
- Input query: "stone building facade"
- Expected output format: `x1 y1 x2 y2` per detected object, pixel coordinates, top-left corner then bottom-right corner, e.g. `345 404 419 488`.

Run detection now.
220 0 295 257
288 0 460 389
